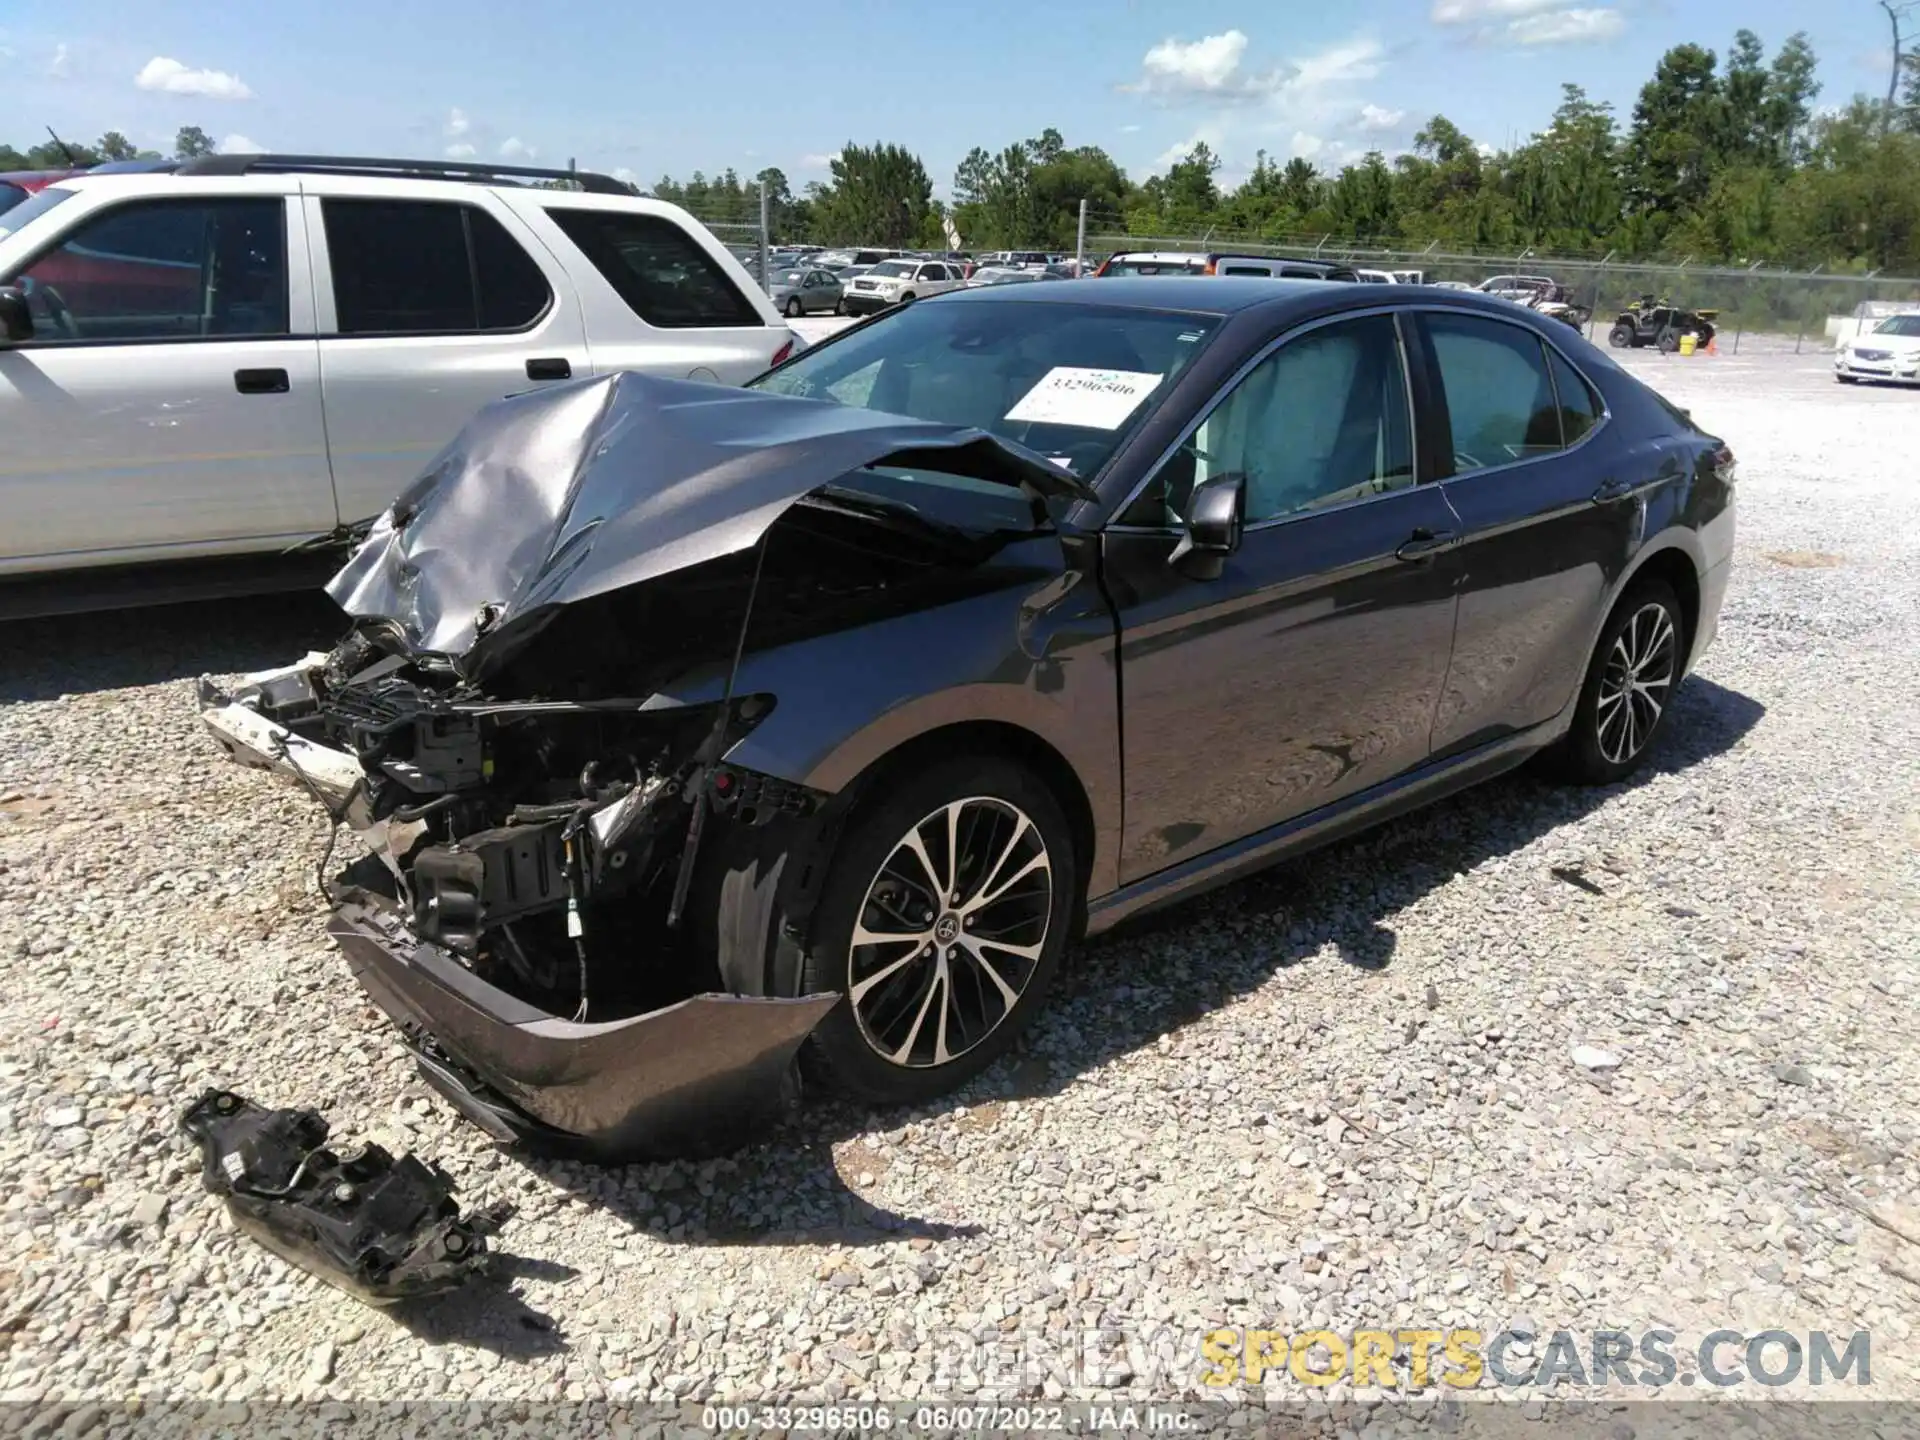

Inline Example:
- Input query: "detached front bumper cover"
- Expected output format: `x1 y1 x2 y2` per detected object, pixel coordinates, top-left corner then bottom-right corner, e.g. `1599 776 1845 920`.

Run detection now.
329 891 842 1161
179 1089 507 1306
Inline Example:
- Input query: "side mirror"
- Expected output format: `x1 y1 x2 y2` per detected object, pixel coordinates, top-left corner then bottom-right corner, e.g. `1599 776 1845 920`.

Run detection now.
0 287 32 345
1169 472 1245 580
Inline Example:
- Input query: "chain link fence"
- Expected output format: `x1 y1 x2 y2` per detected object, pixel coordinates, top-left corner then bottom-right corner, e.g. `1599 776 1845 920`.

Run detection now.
663 186 1920 348
1086 227 1920 353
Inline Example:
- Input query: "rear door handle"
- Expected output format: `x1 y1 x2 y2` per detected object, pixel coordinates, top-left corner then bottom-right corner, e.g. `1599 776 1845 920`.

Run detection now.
233 368 289 395
1591 476 1635 504
1395 528 1457 562
525 357 572 381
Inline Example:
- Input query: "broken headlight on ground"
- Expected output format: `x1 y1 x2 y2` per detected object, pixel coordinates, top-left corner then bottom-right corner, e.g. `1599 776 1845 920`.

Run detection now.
179 1089 507 1305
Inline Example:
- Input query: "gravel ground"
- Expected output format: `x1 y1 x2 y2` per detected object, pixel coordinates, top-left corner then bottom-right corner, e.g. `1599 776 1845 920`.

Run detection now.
2 342 1917 1419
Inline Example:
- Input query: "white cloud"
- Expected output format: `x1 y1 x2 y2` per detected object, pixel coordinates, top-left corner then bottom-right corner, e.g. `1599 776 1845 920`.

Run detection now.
498 136 537 160
47 43 70 79
1154 129 1225 168
444 142 477 159
1120 123 1143 134
444 107 470 139
1432 0 1622 46
798 152 836 169
1289 132 1327 161
611 166 639 187
1431 0 1562 20
1132 31 1264 98
217 133 263 155
134 55 254 100
1356 103 1405 133
1507 7 1623 44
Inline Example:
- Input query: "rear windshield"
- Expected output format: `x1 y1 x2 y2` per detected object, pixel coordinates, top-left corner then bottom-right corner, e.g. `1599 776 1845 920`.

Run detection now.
753 298 1222 477
1101 258 1205 277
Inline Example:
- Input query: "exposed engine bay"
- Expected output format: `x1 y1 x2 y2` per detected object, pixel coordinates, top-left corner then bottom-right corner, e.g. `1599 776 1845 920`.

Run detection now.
207 492 1023 1027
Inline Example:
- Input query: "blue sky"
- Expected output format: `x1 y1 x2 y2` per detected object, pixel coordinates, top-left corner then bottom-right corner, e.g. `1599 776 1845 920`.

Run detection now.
0 0 1897 194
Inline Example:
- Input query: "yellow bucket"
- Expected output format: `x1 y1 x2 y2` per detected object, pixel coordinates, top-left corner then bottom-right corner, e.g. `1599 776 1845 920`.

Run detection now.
1678 333 1698 357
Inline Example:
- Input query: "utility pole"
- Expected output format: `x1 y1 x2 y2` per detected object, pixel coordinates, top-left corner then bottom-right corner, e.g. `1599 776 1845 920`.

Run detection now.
1075 198 1088 276
759 176 771 289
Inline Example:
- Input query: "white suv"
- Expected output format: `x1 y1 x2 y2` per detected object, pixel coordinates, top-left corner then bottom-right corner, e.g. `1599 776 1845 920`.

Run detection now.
840 258 963 315
0 155 799 587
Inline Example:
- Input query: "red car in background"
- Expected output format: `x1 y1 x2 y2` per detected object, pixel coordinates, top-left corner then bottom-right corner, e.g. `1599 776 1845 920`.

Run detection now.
0 169 82 217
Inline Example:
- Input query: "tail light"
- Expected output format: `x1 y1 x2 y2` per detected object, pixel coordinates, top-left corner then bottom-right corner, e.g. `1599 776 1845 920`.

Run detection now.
1713 443 1736 483
1092 257 1112 277
769 337 795 368
1202 259 1218 275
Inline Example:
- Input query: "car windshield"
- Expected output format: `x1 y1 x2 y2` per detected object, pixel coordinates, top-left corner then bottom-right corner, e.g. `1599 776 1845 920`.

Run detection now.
752 298 1222 476
1102 258 1204 277
0 184 76 239
867 260 914 278
1873 315 1920 337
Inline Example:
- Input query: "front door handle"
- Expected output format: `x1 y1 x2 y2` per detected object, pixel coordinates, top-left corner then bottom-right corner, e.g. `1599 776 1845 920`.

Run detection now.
525 357 572 381
233 368 289 395
1591 476 1635 504
1395 527 1457 563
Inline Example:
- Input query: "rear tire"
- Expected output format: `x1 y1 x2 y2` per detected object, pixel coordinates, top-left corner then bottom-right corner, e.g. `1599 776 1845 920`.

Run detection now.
1541 580 1686 785
799 756 1076 1105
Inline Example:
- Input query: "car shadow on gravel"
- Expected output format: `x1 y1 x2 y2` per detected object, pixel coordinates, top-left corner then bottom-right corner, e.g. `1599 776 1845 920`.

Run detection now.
522 675 1764 1251
0 591 344 704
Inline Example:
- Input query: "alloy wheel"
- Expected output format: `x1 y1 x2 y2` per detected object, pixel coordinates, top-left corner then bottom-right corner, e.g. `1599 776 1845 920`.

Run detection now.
848 797 1053 1068
1595 602 1677 765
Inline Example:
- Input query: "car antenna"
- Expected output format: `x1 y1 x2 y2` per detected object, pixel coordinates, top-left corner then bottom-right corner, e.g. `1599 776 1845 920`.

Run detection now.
45 127 82 166
665 530 770 929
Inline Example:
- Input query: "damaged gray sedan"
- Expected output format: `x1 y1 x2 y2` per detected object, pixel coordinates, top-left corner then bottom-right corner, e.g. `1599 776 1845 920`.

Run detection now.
201 280 1733 1159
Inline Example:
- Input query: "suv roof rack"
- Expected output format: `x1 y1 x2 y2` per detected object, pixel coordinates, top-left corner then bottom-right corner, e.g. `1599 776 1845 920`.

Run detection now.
172 153 633 195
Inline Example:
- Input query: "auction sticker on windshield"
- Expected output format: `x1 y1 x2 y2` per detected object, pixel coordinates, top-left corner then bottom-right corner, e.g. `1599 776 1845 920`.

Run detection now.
1005 367 1164 429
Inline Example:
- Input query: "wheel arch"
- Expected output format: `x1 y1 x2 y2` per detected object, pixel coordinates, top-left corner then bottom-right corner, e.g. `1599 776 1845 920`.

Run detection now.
1609 541 1702 664
823 720 1099 936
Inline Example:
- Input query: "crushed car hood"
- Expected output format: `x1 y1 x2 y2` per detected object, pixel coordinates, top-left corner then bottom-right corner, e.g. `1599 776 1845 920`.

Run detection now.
326 371 1095 661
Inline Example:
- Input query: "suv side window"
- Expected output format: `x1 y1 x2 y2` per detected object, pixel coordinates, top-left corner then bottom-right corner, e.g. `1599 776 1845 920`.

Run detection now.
5 198 287 343
920 263 948 282
1131 314 1414 526
1423 312 1565 473
322 199 551 335
546 208 761 328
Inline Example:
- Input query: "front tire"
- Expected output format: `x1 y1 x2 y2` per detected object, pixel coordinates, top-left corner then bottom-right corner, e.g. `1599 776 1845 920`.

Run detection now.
799 756 1075 1105
785 297 802 317
1544 580 1685 785
1837 373 1859 385
1608 323 1635 349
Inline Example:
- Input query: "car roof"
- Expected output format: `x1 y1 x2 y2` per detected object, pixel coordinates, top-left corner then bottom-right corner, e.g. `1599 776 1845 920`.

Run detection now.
933 275 1353 313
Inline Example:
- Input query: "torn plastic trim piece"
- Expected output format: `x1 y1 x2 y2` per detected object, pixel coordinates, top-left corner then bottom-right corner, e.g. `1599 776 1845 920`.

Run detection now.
178 1089 507 1306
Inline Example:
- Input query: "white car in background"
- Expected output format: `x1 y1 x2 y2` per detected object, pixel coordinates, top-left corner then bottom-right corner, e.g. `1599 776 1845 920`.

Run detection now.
0 153 798 597
839 258 963 315
1834 313 1920 385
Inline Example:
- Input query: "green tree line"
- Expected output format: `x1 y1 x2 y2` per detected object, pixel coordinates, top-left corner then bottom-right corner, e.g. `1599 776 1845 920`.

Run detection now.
657 29 1920 273
0 126 216 170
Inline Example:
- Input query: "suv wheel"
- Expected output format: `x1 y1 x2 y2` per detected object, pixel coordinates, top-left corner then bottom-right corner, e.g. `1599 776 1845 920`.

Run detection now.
800 757 1074 1104
1545 580 1685 784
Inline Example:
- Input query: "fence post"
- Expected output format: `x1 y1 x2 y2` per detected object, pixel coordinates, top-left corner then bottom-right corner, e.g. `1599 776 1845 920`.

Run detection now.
1076 198 1088 276
758 177 770 291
